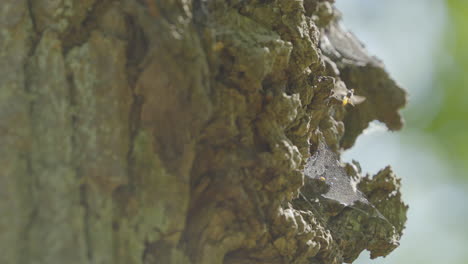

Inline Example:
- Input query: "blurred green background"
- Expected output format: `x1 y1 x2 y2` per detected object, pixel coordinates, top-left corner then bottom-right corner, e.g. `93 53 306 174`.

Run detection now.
336 0 468 263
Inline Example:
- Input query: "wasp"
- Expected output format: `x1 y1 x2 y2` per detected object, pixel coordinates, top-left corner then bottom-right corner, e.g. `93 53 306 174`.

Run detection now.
330 81 366 106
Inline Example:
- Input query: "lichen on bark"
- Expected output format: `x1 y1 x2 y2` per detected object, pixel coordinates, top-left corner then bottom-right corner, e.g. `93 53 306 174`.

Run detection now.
0 0 407 263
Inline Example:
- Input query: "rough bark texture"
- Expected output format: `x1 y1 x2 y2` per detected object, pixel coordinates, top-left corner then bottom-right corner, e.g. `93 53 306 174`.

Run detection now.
0 0 407 264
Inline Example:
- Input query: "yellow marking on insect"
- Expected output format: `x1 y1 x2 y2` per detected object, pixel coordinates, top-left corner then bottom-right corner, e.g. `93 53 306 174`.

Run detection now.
319 176 326 182
212 42 224 52
342 97 349 106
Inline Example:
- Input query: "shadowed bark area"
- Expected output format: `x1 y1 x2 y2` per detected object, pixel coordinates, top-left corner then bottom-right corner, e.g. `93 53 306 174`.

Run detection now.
0 0 407 264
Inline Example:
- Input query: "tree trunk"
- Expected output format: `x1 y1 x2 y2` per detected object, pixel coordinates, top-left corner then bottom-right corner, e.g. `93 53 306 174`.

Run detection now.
0 1 407 263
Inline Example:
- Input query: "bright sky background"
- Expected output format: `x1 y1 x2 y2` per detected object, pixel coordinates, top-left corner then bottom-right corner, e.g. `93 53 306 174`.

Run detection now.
336 1 468 263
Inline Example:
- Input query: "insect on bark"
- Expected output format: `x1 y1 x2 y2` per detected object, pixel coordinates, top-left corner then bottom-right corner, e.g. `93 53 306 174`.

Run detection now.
330 81 366 106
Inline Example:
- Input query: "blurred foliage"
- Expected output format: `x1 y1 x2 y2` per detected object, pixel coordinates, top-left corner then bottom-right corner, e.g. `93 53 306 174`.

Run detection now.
426 0 468 170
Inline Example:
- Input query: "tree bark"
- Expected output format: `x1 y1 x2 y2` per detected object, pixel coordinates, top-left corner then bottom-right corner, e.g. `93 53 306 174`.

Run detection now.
0 1 407 263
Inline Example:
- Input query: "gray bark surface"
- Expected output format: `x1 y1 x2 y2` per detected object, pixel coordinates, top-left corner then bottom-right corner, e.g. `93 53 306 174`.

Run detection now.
0 0 407 263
